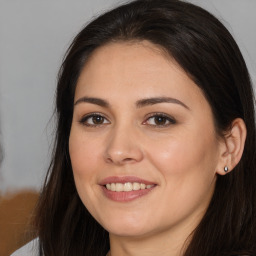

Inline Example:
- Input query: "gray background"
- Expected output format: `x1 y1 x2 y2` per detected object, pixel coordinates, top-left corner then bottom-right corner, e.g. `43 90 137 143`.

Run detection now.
0 0 255 193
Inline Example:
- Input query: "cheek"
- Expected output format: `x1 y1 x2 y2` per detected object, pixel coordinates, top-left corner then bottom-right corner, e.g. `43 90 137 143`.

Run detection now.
68 131 104 217
69 128 102 212
144 131 218 221
146 126 219 182
69 128 102 178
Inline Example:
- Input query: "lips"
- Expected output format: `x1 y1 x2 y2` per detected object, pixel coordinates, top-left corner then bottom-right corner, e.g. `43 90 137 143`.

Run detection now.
99 176 157 202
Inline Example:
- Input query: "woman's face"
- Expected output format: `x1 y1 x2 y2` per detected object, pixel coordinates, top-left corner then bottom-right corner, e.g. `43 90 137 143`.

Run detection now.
69 41 223 239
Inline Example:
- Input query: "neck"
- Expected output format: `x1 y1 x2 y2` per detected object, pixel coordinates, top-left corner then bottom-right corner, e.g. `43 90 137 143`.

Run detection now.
109 227 192 256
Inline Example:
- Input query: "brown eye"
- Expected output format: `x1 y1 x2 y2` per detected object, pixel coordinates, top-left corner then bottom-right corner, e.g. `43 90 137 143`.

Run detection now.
144 114 176 127
92 115 104 124
80 114 110 126
154 116 168 125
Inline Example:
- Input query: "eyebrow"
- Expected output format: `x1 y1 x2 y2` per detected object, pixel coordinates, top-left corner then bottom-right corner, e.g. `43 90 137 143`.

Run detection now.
74 97 109 107
74 96 189 110
136 97 190 110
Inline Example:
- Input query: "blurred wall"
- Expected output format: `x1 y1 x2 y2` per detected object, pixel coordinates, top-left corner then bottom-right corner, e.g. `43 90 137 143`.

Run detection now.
0 0 255 192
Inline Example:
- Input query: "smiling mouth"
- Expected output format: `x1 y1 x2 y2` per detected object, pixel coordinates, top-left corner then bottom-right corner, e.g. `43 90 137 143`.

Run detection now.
100 176 156 201
105 182 154 192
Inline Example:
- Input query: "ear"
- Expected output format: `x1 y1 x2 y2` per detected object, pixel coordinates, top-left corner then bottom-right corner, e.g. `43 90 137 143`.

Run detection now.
216 118 247 175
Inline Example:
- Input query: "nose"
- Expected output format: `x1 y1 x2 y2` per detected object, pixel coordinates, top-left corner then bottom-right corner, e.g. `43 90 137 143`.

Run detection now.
104 125 144 165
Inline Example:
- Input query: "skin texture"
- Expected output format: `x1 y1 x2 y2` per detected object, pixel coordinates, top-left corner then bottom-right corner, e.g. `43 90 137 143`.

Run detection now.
69 41 230 256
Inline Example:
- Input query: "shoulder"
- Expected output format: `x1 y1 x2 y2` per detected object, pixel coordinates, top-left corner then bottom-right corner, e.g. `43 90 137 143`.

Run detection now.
11 238 39 256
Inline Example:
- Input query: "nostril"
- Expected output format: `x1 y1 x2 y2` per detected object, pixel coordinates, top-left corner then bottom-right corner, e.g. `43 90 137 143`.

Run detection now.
123 158 134 162
104 146 144 164
106 157 136 165
106 157 113 163
123 158 133 161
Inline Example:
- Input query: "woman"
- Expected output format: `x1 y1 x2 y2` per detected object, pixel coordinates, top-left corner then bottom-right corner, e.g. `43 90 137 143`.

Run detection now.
12 0 256 255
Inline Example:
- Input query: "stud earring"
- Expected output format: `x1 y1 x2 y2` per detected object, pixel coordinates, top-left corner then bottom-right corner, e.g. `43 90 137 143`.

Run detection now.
224 166 229 173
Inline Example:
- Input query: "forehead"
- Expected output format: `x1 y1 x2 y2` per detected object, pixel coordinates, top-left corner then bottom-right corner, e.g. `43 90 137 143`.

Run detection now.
82 40 175 75
75 41 207 109
88 40 171 63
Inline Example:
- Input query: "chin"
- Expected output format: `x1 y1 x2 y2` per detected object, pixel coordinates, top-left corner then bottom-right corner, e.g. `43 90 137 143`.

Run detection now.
108 227 150 238
102 217 153 238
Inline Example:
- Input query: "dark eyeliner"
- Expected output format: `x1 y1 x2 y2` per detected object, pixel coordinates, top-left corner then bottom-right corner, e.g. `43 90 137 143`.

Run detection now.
144 112 177 127
78 112 108 127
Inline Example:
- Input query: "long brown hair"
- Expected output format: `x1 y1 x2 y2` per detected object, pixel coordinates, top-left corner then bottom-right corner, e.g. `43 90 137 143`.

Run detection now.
35 0 256 255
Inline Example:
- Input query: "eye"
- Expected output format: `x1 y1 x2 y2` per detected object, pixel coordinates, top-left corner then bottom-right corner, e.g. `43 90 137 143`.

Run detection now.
143 113 176 127
79 113 110 127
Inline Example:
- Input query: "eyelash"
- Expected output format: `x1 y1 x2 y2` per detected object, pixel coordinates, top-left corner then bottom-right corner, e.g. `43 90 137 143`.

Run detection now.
79 112 176 127
79 113 110 127
143 113 176 127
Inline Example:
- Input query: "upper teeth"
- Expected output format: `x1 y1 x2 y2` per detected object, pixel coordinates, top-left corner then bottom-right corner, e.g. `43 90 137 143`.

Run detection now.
105 182 153 192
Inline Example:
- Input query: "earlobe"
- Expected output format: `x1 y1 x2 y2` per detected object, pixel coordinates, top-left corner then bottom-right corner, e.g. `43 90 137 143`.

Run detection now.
216 118 247 175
